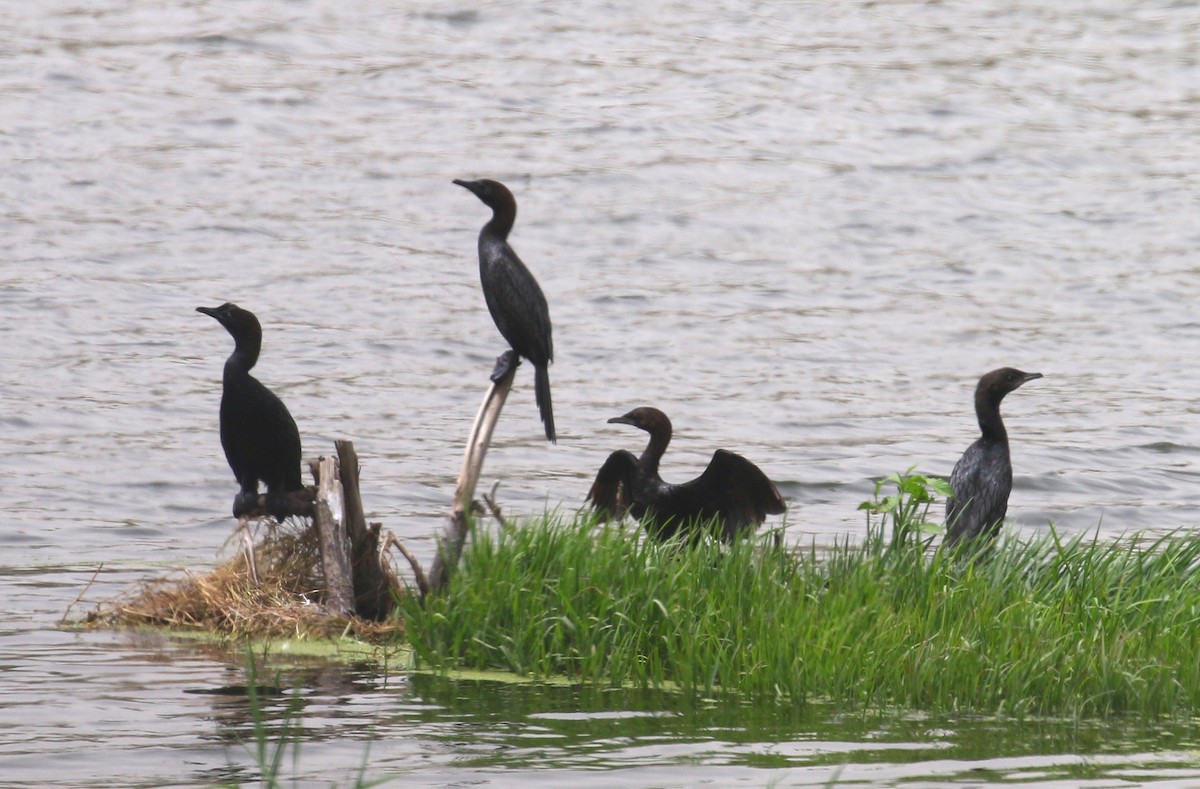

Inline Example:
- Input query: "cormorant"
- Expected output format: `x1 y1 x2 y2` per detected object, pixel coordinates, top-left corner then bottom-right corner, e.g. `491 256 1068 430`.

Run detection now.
453 178 556 443
587 406 786 542
944 367 1042 546
197 303 303 521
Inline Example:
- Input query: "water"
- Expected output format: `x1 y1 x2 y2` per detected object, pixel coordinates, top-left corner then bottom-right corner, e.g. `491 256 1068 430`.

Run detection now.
3 0 1200 785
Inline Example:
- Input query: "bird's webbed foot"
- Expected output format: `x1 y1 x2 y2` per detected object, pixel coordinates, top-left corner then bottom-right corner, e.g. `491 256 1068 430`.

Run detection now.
264 491 292 523
490 349 521 383
232 490 259 518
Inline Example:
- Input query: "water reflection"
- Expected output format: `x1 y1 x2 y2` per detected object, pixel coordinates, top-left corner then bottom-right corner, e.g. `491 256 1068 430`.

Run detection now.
3 618 1199 786
321 672 1200 784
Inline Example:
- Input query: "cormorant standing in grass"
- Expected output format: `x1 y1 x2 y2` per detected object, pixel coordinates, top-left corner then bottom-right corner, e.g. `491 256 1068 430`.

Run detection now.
587 406 786 542
944 367 1042 546
197 303 303 521
453 178 556 443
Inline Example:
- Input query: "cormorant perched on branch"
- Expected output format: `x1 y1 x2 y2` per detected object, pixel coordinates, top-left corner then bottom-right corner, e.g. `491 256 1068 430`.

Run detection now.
453 178 556 443
197 303 303 521
587 406 786 542
944 367 1042 546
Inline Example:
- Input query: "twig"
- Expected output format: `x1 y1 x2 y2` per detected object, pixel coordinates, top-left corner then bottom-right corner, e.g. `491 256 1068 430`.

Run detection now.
381 531 429 599
237 517 260 585
60 564 104 625
481 480 509 528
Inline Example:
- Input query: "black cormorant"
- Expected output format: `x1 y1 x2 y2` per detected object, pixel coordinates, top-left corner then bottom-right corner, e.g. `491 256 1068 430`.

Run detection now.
197 303 303 521
944 367 1042 546
587 406 786 542
454 178 556 443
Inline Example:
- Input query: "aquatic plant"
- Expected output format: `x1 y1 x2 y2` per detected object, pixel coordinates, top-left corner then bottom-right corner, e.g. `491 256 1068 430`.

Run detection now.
241 655 303 788
216 652 384 789
403 473 1200 719
856 467 951 553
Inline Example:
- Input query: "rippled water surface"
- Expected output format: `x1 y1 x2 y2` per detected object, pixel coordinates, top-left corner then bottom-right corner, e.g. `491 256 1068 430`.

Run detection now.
4 0 1200 785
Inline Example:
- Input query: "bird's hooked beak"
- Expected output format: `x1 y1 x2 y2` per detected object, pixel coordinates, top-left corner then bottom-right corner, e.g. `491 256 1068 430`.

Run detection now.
1020 372 1044 385
196 306 221 320
607 414 637 427
453 178 481 197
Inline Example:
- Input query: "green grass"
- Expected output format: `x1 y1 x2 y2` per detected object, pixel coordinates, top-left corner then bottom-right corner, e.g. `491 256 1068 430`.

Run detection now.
402 473 1200 719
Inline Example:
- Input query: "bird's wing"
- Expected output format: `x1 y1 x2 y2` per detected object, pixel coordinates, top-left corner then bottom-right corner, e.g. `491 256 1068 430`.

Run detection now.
259 387 303 490
586 450 638 521
481 246 553 364
666 449 786 540
245 379 303 490
946 443 1011 541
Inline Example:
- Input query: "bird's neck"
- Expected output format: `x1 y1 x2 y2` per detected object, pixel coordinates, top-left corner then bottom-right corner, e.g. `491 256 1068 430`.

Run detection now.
975 391 1008 443
226 341 260 375
483 207 514 241
639 430 671 476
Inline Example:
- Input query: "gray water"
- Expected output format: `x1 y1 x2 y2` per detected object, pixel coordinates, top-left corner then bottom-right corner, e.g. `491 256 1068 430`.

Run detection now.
4 0 1200 785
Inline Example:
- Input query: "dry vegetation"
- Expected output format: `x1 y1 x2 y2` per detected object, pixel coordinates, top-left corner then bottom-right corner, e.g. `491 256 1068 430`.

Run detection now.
85 519 405 644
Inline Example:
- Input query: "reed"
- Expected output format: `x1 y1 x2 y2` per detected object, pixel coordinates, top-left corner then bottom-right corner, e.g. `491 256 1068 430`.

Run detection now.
214 651 384 789
403 474 1200 718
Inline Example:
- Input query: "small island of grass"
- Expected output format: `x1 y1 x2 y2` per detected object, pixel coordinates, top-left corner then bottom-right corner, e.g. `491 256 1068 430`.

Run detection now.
404 473 1200 719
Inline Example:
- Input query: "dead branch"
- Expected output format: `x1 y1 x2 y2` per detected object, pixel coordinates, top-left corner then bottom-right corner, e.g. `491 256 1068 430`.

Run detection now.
382 530 429 599
427 350 519 597
235 488 316 520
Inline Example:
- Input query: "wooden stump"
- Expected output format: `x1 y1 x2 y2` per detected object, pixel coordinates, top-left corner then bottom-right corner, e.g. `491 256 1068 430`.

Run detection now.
311 455 354 617
336 440 395 620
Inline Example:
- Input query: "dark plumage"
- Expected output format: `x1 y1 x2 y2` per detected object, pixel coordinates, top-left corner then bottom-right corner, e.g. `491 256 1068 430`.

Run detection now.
197 303 303 521
454 178 556 443
944 367 1042 546
587 406 786 542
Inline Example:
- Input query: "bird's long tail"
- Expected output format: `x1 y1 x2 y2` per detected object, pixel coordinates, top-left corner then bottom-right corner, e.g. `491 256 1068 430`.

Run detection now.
535 363 556 443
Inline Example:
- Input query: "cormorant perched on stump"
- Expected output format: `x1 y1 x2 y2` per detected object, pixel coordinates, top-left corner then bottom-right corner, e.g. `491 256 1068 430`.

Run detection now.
197 303 303 522
944 367 1042 546
587 406 786 542
454 178 556 443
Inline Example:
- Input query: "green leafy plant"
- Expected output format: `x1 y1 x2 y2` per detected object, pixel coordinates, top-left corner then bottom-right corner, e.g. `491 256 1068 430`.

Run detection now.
857 467 953 553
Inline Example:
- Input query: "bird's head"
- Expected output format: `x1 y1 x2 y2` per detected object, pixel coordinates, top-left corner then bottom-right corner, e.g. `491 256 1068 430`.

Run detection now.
197 303 261 343
453 178 515 212
979 367 1043 400
608 406 672 436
